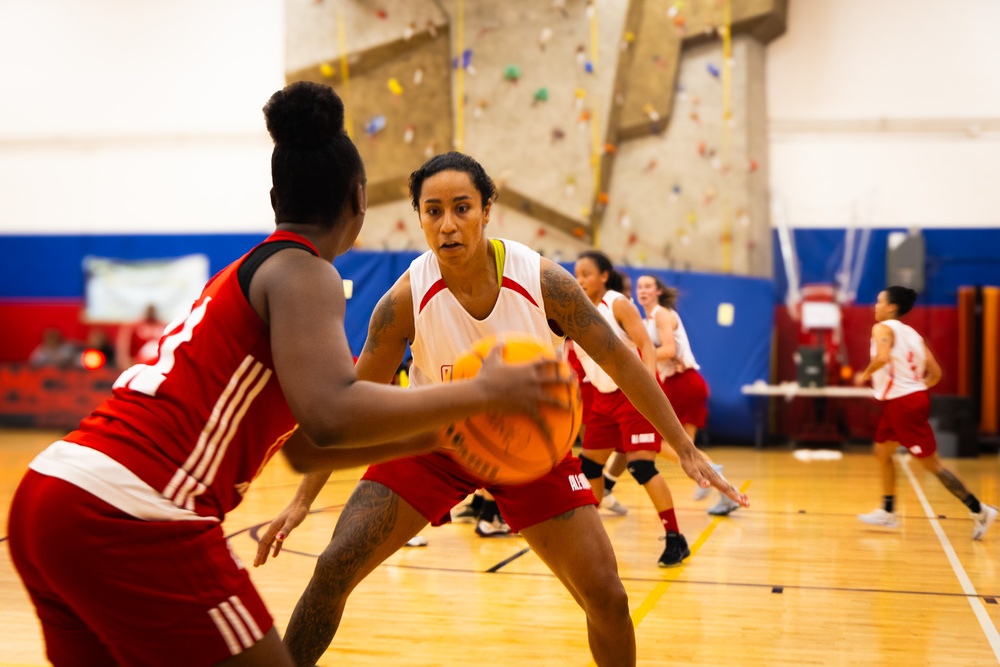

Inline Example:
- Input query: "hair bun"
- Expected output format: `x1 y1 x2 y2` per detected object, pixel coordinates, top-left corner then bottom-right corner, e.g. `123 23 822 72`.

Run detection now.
263 81 345 146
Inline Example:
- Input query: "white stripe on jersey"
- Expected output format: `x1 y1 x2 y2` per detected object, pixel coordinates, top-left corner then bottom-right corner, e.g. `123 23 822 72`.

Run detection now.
192 360 265 479
208 607 242 656
27 441 219 523
166 356 270 509
203 368 272 488
164 355 255 498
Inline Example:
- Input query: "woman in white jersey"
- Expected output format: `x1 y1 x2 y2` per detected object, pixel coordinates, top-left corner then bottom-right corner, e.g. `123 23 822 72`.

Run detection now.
256 152 746 667
635 275 740 516
855 286 996 538
573 251 694 568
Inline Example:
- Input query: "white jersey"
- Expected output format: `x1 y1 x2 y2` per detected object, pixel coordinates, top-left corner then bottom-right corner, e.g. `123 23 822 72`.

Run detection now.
408 239 562 387
573 290 636 394
644 305 700 379
870 318 927 401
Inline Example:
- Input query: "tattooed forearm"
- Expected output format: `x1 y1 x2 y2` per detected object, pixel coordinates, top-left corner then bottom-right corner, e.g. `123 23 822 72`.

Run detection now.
362 291 398 354
541 263 615 351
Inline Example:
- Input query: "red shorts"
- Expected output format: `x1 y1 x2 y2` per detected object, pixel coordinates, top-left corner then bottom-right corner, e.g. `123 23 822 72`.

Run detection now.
580 389 659 453
7 470 273 667
580 380 596 422
660 369 709 429
875 390 937 458
362 451 596 533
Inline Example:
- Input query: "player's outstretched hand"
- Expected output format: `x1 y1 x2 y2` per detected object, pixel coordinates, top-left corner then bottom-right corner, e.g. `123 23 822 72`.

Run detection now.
254 502 310 567
679 449 749 508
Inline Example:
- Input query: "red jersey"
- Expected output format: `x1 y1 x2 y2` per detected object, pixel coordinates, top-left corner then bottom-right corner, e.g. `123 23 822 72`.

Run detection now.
57 231 312 520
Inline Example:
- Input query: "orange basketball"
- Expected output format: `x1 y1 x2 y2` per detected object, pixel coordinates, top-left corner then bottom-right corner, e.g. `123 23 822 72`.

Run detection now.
444 333 582 486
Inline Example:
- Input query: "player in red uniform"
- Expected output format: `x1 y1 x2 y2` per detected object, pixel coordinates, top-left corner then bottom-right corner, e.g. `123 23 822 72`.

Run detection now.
855 286 996 538
255 152 746 667
5 83 567 667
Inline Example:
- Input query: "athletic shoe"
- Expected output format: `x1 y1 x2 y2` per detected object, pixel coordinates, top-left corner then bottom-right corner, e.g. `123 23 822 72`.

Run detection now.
694 463 724 501
475 516 513 537
405 535 428 547
973 504 998 541
600 492 628 515
658 531 690 567
450 503 479 523
708 493 740 516
858 508 899 528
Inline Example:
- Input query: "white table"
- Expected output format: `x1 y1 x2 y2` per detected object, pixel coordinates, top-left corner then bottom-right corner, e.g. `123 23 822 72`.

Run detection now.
740 383 875 447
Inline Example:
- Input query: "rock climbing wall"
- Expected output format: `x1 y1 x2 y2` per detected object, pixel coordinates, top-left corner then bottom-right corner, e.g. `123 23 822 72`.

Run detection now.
285 0 784 274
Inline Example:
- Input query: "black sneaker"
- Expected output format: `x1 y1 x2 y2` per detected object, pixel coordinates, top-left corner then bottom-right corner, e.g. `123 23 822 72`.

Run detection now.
657 531 690 567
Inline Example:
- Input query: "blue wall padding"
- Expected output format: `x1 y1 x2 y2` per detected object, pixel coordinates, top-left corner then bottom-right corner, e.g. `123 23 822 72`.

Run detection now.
1 234 773 441
615 266 774 442
772 228 1000 306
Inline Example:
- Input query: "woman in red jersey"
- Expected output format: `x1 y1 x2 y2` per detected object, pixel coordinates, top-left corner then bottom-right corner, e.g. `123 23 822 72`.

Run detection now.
5 83 566 667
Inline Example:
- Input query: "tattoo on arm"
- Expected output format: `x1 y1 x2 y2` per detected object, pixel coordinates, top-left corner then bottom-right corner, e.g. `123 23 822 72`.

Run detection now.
362 292 398 355
541 263 615 355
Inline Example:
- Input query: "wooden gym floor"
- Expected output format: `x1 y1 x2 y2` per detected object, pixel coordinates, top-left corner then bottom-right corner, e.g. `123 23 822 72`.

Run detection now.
2 428 999 666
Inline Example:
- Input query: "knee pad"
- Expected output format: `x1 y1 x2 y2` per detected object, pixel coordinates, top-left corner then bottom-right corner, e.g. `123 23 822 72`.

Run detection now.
627 459 659 485
579 454 605 480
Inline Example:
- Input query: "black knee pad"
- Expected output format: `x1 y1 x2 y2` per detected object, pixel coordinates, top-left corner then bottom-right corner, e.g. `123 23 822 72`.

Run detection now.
579 454 605 480
627 459 659 485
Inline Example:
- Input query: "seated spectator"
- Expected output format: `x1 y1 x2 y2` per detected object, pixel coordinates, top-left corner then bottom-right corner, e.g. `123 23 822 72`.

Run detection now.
116 305 165 367
77 328 117 369
29 328 78 369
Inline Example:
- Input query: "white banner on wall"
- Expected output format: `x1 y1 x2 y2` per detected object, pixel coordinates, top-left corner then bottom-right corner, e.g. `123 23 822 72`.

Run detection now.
83 254 209 323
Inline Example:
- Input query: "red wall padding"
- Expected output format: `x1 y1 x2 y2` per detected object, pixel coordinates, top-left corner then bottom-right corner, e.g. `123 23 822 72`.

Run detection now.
0 301 127 363
772 305 958 441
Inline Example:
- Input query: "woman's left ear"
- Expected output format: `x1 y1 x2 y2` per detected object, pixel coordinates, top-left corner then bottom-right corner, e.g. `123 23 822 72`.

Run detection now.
483 203 491 227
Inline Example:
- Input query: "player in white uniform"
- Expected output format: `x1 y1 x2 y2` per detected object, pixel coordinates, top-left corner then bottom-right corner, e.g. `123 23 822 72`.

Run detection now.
855 286 996 538
635 274 739 516
257 152 746 667
573 251 695 567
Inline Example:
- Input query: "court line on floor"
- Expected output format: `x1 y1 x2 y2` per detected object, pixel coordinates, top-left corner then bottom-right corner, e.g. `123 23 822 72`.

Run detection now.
630 481 752 625
901 456 1000 661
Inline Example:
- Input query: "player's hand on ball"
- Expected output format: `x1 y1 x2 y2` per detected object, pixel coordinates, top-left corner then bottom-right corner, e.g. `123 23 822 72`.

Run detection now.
254 502 310 567
475 338 574 416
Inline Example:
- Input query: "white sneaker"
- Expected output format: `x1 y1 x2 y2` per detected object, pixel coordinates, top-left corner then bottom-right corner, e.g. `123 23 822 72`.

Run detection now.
475 517 513 537
405 535 428 547
973 504 998 540
694 464 724 501
858 508 899 528
600 492 628 515
708 493 740 516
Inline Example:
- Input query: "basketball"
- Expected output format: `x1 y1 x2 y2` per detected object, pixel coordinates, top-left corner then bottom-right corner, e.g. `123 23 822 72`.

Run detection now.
444 333 582 486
